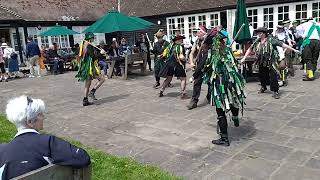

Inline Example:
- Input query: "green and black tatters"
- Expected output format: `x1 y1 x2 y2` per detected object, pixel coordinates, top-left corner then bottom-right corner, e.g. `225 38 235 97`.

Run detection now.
203 34 246 114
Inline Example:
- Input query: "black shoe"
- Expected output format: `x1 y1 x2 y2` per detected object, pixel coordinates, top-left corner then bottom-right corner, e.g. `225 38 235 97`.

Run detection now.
212 137 230 146
149 68 153 71
273 92 280 99
83 98 93 106
259 87 267 93
89 91 98 100
232 116 239 127
187 101 197 110
159 91 164 97
153 82 160 88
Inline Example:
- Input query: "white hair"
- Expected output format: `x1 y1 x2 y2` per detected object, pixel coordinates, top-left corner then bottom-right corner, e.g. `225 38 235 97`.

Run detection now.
6 95 45 130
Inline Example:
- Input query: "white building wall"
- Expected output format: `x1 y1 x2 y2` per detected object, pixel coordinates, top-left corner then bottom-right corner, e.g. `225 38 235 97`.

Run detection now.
166 0 319 50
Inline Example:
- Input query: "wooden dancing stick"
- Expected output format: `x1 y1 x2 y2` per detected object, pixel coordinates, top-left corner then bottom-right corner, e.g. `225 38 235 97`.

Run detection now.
83 40 103 51
83 40 109 58
229 23 245 48
145 33 154 51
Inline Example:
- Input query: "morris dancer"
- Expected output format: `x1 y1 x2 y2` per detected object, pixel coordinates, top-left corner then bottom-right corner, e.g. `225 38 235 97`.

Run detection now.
187 25 211 110
159 34 188 99
275 20 295 86
203 28 246 146
242 27 299 99
152 29 170 88
299 18 320 81
75 32 107 106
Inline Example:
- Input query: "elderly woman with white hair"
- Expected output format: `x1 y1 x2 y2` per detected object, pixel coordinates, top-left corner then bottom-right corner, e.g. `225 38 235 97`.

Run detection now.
0 95 90 179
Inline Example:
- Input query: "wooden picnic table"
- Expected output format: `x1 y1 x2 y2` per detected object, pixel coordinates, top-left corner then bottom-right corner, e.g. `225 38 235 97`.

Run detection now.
235 55 258 78
106 52 146 80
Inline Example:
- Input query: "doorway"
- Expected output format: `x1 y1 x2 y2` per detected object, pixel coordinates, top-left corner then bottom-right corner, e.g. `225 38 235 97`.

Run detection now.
0 29 11 45
220 11 227 29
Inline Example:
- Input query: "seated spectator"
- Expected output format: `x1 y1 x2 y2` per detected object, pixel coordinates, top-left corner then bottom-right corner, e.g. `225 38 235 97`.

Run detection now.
97 42 109 76
46 43 64 75
0 95 91 179
108 40 124 76
119 38 131 56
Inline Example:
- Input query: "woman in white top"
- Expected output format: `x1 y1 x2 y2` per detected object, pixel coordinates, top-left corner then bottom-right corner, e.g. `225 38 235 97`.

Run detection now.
3 43 19 78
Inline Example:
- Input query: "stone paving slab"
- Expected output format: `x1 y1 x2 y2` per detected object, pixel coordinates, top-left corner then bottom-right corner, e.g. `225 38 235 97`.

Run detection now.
1 67 320 179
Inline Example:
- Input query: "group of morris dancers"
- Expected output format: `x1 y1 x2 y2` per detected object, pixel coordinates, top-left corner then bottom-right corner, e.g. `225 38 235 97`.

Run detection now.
76 17 319 146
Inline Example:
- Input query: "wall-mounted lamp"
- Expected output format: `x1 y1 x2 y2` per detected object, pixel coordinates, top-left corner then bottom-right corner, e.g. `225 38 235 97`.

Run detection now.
157 20 161 25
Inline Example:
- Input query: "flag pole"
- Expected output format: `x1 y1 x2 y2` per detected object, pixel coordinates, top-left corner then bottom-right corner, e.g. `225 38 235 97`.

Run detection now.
118 0 121 12
229 23 245 48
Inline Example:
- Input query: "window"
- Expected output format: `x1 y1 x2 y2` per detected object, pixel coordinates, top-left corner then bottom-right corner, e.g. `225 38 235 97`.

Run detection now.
93 33 105 45
210 13 219 27
198 15 206 27
296 4 308 20
278 6 289 23
312 2 320 22
60 35 69 48
263 7 274 31
27 27 38 44
247 9 258 29
188 16 196 36
40 36 49 48
12 33 23 51
73 26 86 45
168 18 175 36
177 17 185 35
51 36 60 47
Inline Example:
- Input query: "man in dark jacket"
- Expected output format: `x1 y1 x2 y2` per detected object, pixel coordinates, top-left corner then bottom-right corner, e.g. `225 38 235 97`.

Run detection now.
1 95 91 179
25 36 41 77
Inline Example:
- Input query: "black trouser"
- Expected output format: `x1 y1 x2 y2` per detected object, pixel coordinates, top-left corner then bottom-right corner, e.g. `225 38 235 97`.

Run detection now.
191 74 211 102
302 39 320 72
191 53 210 102
155 73 160 82
216 106 239 137
259 65 279 92
147 51 151 69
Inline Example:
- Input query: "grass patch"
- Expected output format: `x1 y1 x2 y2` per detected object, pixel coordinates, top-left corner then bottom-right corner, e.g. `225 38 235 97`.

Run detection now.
0 115 181 180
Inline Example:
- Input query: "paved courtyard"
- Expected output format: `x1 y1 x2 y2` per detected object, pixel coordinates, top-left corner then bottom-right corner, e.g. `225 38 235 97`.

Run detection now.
1 68 320 180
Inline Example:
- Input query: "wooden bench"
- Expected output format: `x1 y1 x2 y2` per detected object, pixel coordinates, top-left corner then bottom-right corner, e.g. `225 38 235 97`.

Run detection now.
121 52 147 80
12 164 91 180
107 52 146 80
